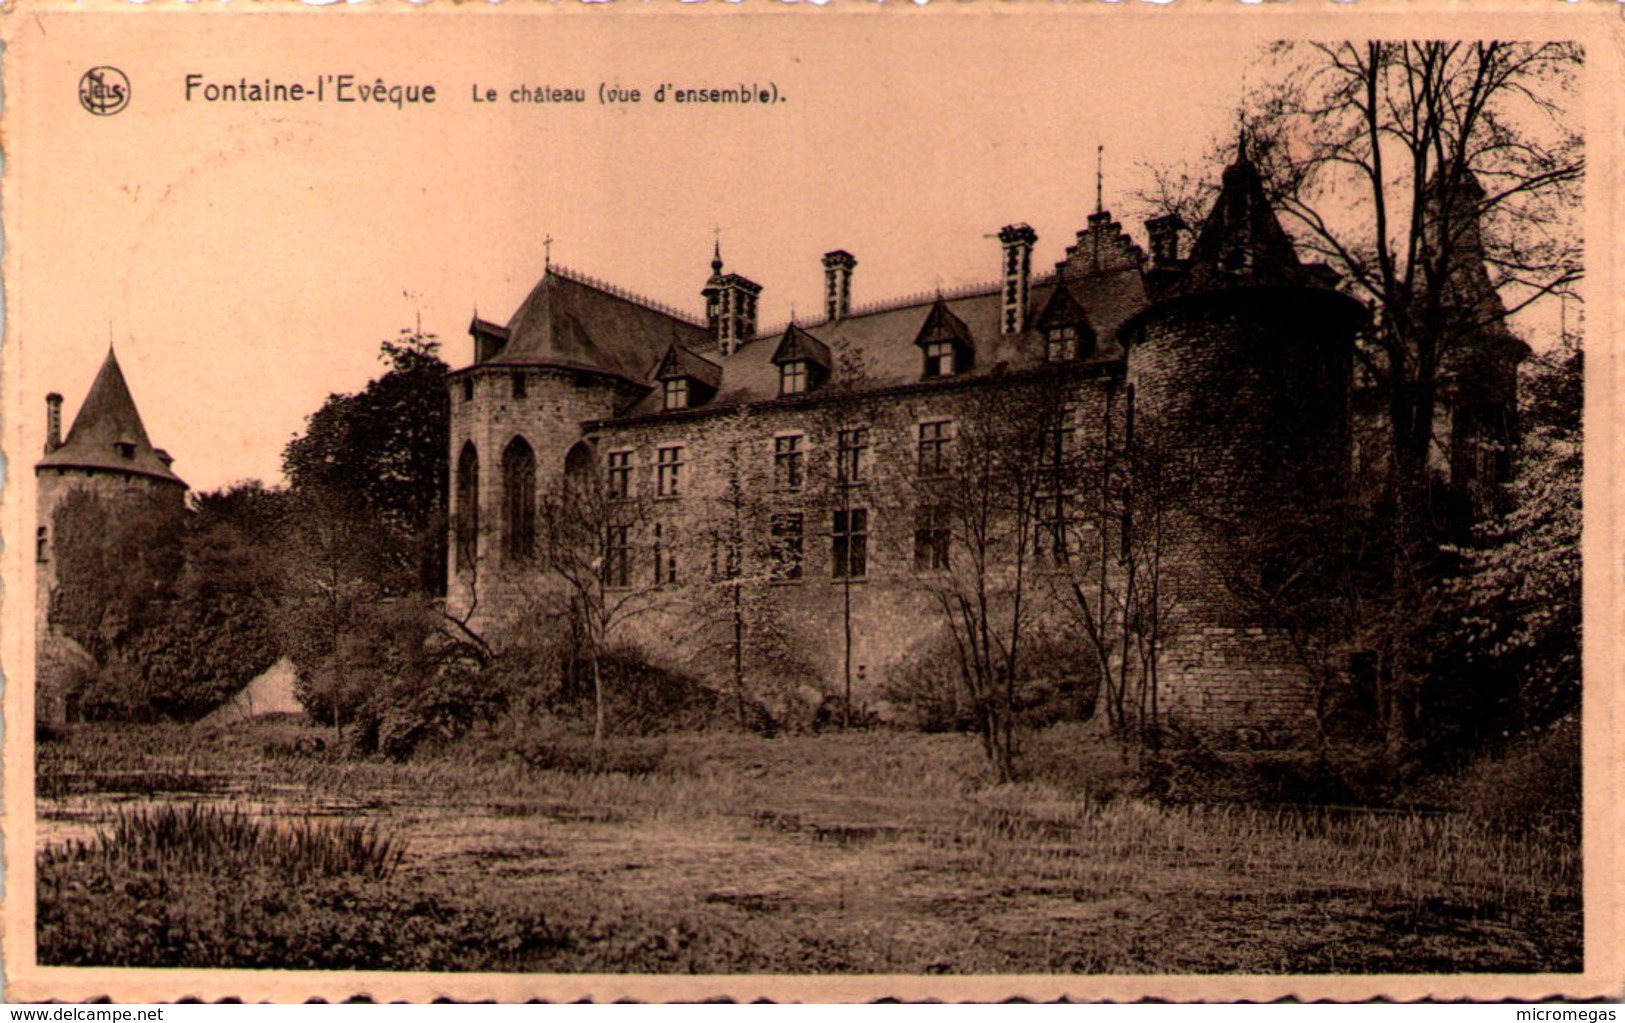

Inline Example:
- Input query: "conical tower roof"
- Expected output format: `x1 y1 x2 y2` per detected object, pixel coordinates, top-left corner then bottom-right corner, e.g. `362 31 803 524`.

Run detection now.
37 348 185 486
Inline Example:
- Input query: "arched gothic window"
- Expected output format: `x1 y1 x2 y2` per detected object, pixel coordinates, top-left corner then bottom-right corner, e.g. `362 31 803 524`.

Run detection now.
502 436 537 564
455 442 480 572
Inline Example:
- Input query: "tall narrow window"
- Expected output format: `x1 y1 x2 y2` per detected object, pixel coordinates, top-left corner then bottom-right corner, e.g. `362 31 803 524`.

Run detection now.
923 340 956 378
653 523 679 585
774 435 804 490
462 378 475 403
770 513 804 581
780 361 808 396
455 441 480 571
918 420 952 477
607 450 633 499
914 504 951 571
836 426 869 485
656 446 684 498
501 437 537 564
36 526 48 564
833 508 868 579
663 378 689 412
605 524 632 588
512 373 528 399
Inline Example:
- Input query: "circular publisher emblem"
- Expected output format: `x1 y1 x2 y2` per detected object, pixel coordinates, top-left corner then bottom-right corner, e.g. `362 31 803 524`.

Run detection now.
79 67 130 116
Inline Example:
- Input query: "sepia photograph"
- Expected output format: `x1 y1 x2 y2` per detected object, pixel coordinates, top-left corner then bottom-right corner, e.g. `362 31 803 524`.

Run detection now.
1 8 1611 1002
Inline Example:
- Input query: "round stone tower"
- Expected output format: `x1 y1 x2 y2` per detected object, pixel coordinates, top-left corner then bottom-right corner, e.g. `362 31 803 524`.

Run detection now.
1121 142 1368 735
35 348 187 721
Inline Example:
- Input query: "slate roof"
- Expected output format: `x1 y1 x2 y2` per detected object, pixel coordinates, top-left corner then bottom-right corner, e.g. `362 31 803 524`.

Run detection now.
771 323 831 368
37 348 186 487
614 266 1142 419
472 266 711 384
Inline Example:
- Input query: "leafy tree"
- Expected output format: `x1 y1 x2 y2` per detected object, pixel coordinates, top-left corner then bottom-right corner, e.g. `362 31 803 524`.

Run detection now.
1430 342 1581 742
282 331 450 595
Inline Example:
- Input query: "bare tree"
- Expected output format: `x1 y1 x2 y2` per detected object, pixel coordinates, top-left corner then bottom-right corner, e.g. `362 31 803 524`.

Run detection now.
910 378 1072 779
539 449 668 742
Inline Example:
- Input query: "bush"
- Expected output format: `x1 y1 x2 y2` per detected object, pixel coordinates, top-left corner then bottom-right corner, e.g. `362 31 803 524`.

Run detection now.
1451 717 1580 838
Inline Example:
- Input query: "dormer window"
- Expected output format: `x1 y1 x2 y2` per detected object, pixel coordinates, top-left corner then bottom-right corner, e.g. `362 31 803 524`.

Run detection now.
1046 325 1081 362
114 441 136 460
923 340 957 378
771 324 831 397
780 361 809 396
654 343 722 413
663 377 690 411
1034 285 1096 363
913 299 974 381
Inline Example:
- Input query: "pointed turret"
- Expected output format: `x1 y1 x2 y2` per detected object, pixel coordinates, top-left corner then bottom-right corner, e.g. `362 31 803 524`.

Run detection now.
36 348 184 486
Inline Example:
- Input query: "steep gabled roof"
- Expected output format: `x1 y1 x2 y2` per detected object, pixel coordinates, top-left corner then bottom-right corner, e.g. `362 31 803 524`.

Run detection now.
37 348 185 486
1035 283 1095 336
913 298 974 350
484 267 711 382
770 323 831 368
653 344 723 390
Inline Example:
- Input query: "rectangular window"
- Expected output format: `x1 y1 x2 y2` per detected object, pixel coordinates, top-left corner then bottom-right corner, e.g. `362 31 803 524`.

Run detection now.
663 378 689 412
1046 326 1079 363
914 504 951 572
656 446 683 498
774 435 805 490
924 340 956 378
606 450 633 499
918 420 952 477
780 361 808 396
833 508 868 579
605 524 632 589
770 513 804 581
653 523 678 585
462 378 475 402
836 426 869 485
512 373 528 399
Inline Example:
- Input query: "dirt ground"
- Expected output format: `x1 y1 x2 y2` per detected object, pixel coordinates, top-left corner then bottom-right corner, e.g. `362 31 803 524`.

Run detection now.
35 718 1582 973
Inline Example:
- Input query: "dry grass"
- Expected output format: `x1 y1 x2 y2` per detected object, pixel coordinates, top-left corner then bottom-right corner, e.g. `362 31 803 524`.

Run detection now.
36 719 1582 973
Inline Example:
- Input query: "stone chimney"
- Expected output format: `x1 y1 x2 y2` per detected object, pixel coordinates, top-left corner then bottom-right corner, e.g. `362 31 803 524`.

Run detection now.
998 224 1037 336
702 244 763 356
823 250 857 321
1147 214 1186 269
45 392 62 454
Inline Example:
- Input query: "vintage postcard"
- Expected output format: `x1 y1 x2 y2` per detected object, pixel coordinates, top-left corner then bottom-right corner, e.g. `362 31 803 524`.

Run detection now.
1 3 1618 1003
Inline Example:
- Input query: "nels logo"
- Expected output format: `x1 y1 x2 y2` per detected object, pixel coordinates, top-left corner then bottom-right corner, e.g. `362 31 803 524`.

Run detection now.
79 67 130 116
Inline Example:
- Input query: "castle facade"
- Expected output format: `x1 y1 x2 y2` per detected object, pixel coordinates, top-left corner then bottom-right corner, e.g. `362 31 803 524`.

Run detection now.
446 146 1520 734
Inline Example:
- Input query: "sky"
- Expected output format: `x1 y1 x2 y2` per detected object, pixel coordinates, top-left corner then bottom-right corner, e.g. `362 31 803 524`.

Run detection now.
6 11 1578 495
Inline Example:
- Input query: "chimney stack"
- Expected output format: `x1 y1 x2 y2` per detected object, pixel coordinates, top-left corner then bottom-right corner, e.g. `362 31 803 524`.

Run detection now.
1146 214 1186 269
822 250 857 321
998 224 1037 336
45 393 63 454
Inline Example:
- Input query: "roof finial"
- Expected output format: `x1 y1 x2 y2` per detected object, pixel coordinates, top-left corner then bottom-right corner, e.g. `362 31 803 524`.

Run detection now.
1237 114 1249 163
1095 144 1105 215
544 233 554 270
712 226 724 273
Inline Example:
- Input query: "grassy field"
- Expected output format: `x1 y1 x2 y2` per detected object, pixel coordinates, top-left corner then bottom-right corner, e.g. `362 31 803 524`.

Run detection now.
36 718 1581 973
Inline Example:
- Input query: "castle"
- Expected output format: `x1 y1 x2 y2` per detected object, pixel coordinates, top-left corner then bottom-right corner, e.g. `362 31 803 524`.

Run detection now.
34 348 188 722
445 141 1523 735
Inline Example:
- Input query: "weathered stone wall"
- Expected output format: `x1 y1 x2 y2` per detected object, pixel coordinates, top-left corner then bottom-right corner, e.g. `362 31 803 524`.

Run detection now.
35 468 187 722
1123 287 1359 734
446 366 634 631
